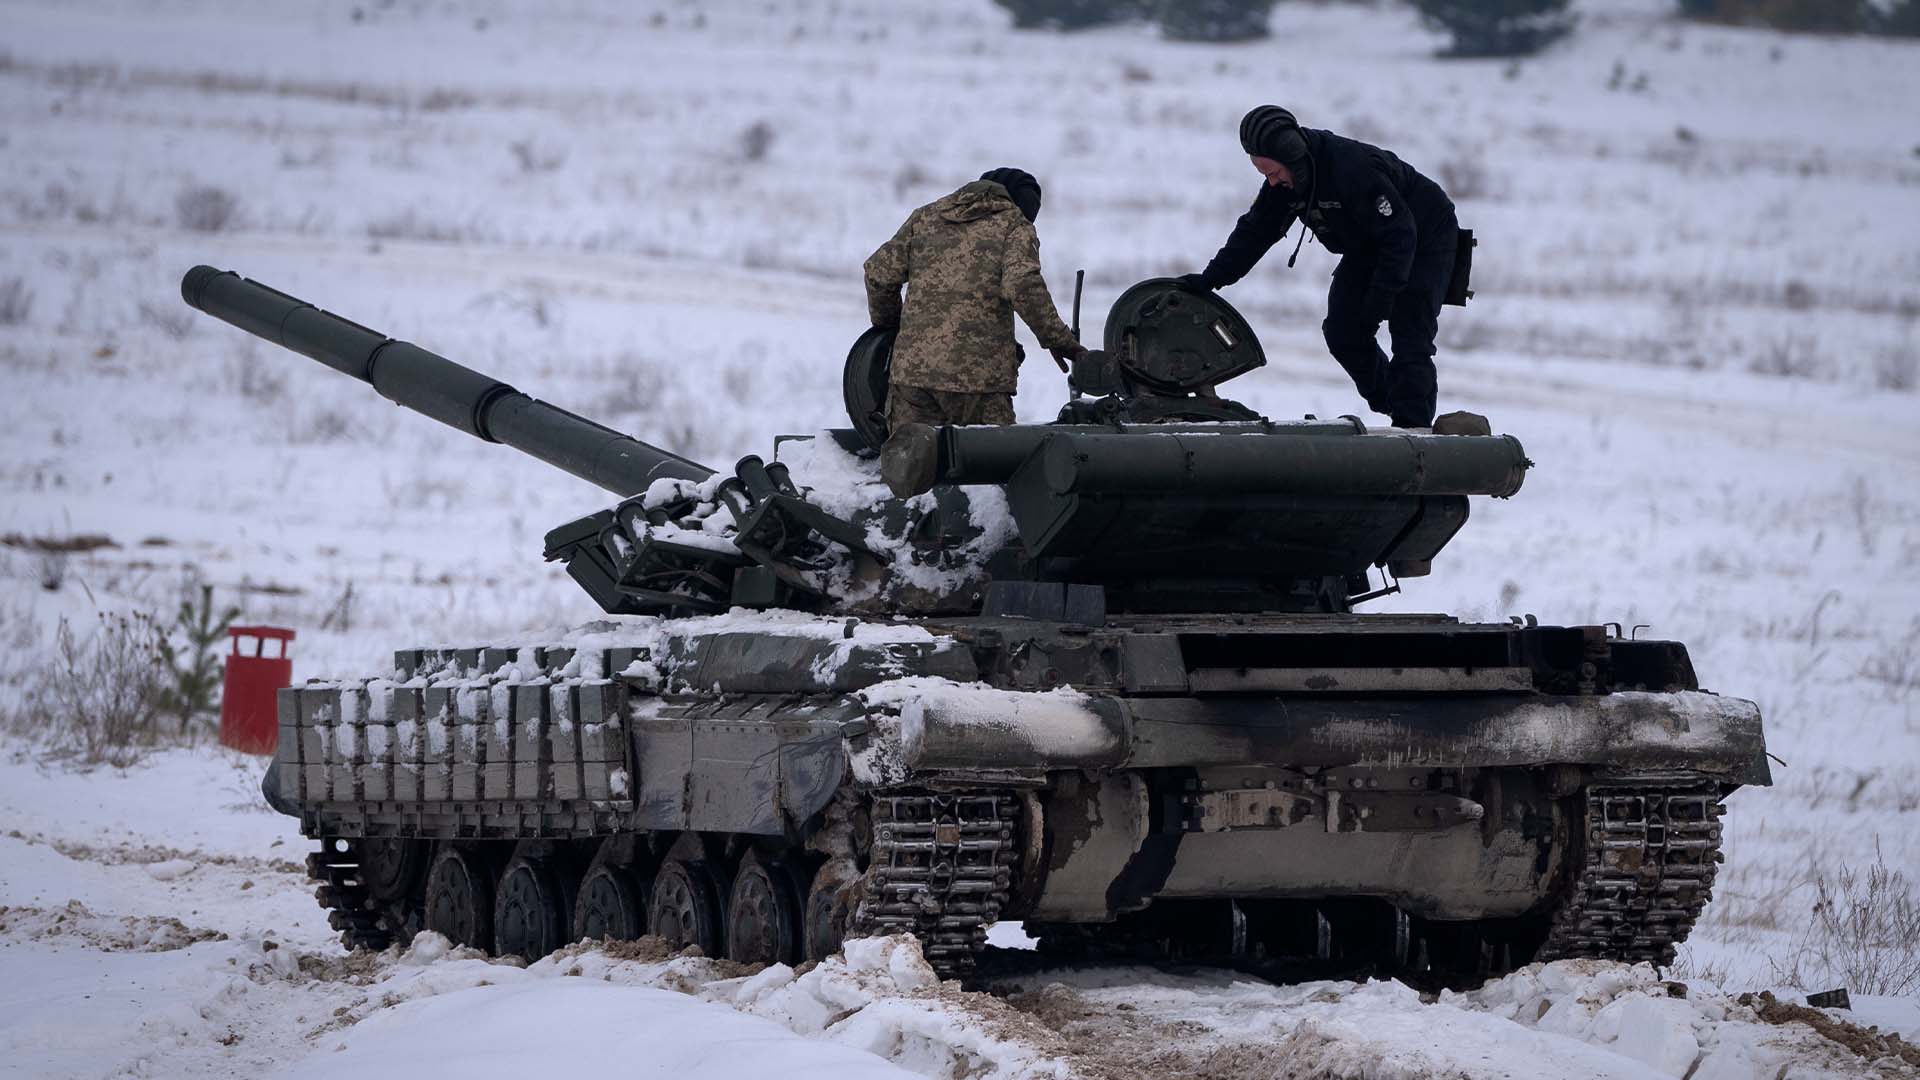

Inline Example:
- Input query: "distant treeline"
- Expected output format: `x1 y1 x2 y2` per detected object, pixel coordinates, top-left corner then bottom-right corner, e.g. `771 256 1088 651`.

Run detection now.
994 0 1920 54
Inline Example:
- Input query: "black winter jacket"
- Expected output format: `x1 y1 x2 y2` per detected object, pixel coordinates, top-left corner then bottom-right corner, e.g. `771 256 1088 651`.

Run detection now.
1200 128 1454 309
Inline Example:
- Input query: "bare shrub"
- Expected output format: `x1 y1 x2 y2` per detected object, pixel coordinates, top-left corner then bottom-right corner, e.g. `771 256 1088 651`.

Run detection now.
380 472 467 512
226 347 287 403
1748 333 1826 379
318 580 357 633
289 405 355 444
1120 59 1153 82
365 208 490 245
36 550 67 592
4 613 169 767
417 87 477 111
1861 624 1920 699
1436 146 1490 200
1848 473 1878 556
1497 579 1521 609
175 185 240 232
507 137 567 174
1670 946 1734 986
1772 846 1920 996
470 288 554 329
136 301 194 340
739 120 776 162
0 276 32 325
278 142 335 170
1874 343 1917 391
892 162 932 199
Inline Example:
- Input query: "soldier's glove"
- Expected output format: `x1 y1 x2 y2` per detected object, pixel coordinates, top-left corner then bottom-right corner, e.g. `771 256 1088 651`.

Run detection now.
1175 273 1216 294
1049 345 1087 373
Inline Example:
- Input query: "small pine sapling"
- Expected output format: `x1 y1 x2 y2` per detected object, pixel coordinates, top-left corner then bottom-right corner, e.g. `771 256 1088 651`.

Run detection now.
156 583 241 733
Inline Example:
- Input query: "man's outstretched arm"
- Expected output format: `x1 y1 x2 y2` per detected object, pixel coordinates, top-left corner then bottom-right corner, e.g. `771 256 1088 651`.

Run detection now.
1002 219 1082 366
1197 182 1297 289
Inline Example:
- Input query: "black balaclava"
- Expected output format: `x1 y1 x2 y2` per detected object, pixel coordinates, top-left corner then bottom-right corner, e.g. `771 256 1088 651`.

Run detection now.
979 167 1042 223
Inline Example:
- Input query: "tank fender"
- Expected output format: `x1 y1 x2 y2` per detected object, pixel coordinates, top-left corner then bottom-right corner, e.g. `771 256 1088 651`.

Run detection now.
1112 690 1769 784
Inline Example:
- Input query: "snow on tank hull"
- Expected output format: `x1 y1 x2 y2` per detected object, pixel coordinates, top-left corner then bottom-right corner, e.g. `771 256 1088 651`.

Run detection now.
275 610 1766 978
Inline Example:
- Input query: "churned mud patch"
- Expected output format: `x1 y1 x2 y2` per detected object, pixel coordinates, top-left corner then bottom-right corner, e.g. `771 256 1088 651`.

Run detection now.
991 980 1221 1080
1740 991 1920 1070
6 828 304 876
559 934 684 964
293 946 394 985
0 900 227 951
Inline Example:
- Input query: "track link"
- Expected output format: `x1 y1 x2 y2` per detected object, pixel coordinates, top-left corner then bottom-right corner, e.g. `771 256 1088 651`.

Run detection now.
851 792 1018 979
308 837 394 951
1538 776 1727 966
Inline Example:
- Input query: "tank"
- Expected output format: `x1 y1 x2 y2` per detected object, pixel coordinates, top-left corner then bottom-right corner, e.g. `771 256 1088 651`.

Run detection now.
181 265 1769 981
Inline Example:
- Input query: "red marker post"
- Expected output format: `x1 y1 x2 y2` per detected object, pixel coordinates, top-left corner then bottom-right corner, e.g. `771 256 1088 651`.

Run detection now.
220 626 294 754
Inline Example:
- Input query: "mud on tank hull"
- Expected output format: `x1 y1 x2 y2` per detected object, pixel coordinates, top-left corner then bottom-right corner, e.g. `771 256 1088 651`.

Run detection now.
274 612 1768 980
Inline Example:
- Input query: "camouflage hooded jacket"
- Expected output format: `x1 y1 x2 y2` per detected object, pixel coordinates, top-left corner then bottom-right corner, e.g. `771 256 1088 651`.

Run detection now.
864 180 1079 395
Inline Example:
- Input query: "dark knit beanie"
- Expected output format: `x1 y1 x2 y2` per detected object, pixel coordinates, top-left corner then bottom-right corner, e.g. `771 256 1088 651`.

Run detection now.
979 167 1042 223
1238 106 1309 167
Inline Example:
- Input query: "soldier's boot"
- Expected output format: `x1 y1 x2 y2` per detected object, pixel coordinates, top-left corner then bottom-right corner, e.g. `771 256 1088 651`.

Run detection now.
880 423 942 499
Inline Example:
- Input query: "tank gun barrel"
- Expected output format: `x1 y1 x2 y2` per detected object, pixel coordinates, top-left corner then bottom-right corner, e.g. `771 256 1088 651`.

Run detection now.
889 423 1529 498
180 266 714 496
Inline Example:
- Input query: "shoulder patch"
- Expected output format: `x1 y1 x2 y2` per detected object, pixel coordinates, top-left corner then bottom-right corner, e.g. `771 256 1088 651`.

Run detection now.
1376 195 1393 217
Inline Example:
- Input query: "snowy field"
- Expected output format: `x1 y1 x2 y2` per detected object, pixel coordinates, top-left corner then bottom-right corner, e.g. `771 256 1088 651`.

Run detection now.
3 0 1919 1076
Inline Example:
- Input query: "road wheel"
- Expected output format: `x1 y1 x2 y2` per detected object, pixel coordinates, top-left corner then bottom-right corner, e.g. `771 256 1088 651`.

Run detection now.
423 845 493 952
494 854 569 960
360 838 428 903
725 850 802 966
802 856 862 963
574 860 650 943
650 855 723 956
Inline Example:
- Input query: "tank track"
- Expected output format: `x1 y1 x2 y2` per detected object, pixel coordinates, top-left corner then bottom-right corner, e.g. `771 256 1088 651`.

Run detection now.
1538 776 1727 966
851 792 1018 978
308 838 395 951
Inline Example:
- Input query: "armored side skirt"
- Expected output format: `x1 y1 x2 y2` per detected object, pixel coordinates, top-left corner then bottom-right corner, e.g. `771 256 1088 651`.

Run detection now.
862 688 1770 785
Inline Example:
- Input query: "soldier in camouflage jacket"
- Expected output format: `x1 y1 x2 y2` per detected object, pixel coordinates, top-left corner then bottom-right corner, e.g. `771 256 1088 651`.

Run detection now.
864 168 1086 429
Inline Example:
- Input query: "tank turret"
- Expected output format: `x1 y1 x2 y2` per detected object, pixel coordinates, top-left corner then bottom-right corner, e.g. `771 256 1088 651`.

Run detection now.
182 268 1529 618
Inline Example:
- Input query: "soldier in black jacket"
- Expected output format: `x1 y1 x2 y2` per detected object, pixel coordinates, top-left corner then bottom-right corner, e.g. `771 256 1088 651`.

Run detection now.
1181 106 1460 429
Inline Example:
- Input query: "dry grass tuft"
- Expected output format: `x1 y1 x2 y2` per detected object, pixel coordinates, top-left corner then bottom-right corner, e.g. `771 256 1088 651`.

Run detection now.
1771 844 1920 996
3 613 170 767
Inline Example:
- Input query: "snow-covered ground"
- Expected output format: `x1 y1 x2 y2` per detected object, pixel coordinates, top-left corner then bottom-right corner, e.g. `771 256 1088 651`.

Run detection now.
3 0 1918 1075
5 746 1918 1079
